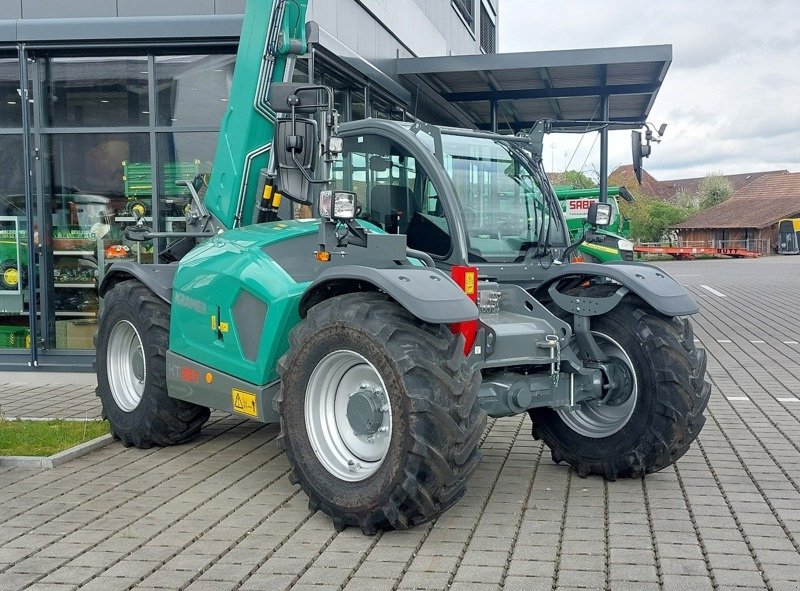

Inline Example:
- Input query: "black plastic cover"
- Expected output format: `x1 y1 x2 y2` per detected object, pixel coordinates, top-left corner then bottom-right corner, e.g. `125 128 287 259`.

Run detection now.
301 265 479 324
99 262 177 303
534 262 699 317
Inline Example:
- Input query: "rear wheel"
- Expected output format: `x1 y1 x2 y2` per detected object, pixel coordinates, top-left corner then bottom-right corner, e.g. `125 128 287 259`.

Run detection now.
96 280 209 448
277 292 485 534
530 296 710 479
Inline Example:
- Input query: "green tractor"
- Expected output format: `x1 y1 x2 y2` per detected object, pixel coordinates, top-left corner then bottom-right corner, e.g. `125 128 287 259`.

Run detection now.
95 0 710 533
556 186 636 263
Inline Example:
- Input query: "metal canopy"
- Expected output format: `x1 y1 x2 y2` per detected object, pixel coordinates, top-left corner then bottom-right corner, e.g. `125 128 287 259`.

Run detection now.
396 44 672 133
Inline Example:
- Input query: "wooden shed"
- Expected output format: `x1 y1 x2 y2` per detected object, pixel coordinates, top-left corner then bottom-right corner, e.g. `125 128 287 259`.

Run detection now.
672 173 800 254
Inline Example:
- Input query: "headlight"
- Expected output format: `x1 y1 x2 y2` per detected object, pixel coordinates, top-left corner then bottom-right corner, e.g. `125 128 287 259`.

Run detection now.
319 190 356 220
617 239 634 251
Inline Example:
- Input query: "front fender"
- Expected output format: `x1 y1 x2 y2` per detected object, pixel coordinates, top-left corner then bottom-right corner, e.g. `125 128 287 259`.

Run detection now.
534 262 699 317
99 262 177 303
300 265 478 324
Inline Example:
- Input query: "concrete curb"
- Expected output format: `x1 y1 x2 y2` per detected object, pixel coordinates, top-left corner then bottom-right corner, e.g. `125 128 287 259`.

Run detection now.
0 433 114 469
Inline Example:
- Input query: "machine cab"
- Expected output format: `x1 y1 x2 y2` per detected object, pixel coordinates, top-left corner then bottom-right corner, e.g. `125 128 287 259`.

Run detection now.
332 120 569 284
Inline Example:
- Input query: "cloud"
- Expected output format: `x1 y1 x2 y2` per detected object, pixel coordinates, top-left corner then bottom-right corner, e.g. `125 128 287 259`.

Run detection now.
500 0 800 179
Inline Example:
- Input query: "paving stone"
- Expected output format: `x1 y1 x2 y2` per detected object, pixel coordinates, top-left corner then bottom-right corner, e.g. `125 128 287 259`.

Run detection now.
3 263 800 591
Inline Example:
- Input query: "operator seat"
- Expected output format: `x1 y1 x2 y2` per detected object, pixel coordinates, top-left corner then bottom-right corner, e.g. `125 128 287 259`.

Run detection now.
369 185 416 234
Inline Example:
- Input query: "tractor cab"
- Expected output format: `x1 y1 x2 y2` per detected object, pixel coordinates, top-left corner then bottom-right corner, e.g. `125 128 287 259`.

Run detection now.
333 119 571 289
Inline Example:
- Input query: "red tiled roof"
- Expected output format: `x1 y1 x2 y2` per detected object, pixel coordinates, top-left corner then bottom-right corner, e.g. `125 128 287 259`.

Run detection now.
608 165 660 195
608 166 790 202
654 169 789 201
672 172 800 229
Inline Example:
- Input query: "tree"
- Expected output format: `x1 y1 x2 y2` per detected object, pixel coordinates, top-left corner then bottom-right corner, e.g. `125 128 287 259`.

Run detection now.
550 169 597 189
697 172 733 210
620 196 690 243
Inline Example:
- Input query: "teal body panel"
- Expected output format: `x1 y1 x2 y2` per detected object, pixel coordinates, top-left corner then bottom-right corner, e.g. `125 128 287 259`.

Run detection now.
169 220 320 385
204 0 309 230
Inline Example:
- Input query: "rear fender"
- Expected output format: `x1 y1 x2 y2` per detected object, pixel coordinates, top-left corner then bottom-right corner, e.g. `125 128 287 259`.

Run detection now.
534 262 699 317
299 265 478 324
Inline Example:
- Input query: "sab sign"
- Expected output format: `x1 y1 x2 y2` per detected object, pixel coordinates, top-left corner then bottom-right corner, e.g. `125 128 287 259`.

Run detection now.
563 198 616 222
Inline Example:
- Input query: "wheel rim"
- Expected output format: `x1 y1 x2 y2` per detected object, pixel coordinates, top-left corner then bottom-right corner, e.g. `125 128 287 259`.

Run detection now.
557 331 638 438
3 267 18 287
107 320 146 412
305 350 392 482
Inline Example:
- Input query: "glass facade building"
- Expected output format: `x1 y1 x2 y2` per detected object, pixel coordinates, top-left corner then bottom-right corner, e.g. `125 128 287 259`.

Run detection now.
0 2 496 368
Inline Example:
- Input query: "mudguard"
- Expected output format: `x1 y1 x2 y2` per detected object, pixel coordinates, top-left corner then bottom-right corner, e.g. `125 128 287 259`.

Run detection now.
534 262 699 317
99 262 177 304
300 265 478 324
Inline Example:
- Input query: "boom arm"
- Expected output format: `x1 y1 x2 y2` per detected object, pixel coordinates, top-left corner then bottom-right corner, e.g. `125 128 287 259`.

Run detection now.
204 0 309 230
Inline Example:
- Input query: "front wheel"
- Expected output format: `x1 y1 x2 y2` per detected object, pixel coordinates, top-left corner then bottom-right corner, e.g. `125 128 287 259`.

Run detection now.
530 297 710 479
277 292 485 534
96 280 209 448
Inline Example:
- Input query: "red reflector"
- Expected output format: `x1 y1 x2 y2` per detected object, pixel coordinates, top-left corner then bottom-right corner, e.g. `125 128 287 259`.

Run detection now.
180 367 200 383
450 266 479 355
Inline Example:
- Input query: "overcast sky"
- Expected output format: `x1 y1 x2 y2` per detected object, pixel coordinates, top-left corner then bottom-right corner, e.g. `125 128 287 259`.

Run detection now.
499 0 800 181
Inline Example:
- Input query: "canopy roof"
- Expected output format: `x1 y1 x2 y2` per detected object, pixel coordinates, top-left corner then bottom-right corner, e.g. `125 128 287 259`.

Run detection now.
397 45 672 132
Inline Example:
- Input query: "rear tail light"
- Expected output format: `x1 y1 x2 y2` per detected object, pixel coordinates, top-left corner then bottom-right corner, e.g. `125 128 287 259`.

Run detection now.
450 266 479 355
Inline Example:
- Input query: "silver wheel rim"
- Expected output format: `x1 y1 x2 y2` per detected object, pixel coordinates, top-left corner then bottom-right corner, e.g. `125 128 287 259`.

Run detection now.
107 320 146 413
305 350 392 482
558 331 638 438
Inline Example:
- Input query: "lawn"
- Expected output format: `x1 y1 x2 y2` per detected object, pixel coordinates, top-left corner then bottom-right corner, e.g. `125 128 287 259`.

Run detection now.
0 419 109 457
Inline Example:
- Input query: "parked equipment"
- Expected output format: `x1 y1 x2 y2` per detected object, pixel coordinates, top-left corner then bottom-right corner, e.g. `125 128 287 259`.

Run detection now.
556 186 635 262
778 218 800 255
96 0 710 533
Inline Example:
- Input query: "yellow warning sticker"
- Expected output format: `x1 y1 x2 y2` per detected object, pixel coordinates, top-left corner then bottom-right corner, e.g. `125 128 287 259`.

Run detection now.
232 389 259 418
219 321 229 333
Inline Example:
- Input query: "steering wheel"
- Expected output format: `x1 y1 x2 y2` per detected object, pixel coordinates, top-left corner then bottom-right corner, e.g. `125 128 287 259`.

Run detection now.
496 213 525 237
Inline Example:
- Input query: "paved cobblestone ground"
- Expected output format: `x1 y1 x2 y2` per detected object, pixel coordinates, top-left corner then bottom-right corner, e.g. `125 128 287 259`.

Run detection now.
1 256 800 591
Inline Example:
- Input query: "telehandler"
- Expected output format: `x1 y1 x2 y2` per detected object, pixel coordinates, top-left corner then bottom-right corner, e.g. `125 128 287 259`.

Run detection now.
96 0 710 533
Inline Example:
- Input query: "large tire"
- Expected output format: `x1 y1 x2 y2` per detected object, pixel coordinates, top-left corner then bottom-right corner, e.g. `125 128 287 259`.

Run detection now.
530 295 710 479
96 280 209 448
277 292 485 534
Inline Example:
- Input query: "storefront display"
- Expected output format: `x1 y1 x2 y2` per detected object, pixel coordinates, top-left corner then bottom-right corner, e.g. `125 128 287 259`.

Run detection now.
0 47 407 366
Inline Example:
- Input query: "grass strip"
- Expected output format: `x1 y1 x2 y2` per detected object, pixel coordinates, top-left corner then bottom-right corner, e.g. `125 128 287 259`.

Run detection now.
0 418 109 457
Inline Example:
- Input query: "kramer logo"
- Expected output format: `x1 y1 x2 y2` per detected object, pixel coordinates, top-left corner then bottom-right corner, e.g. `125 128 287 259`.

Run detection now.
174 292 207 314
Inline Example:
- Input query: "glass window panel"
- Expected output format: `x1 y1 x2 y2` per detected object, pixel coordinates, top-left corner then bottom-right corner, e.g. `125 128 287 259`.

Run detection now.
351 89 365 120
0 58 22 128
334 134 451 256
0 135 26 208
156 131 217 224
43 133 150 348
155 55 235 128
47 57 149 127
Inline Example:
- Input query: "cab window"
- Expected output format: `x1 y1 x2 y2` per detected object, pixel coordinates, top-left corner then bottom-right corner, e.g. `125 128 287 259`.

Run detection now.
333 135 452 257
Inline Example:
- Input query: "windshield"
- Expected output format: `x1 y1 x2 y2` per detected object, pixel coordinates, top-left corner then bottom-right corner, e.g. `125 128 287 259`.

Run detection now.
437 133 563 263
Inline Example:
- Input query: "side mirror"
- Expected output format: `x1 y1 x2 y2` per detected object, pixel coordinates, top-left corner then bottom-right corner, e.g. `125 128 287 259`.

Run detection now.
631 130 651 185
319 190 357 221
587 202 612 227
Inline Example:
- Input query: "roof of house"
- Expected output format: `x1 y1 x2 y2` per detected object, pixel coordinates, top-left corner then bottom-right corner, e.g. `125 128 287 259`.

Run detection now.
608 164 660 195
672 172 800 230
608 166 790 202
655 169 789 201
